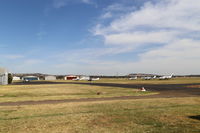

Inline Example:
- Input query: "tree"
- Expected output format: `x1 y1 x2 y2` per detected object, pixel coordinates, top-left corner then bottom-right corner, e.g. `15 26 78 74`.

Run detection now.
8 73 13 84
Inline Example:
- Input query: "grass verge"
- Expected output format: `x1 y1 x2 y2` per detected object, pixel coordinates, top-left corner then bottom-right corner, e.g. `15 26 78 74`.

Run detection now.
0 97 200 133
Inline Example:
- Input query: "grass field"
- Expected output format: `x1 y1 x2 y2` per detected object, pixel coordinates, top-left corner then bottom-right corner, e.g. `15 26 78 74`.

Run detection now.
0 78 200 133
0 81 155 103
0 98 200 133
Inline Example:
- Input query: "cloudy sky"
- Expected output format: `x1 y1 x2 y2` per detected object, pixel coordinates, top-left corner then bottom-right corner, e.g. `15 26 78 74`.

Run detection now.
0 0 200 75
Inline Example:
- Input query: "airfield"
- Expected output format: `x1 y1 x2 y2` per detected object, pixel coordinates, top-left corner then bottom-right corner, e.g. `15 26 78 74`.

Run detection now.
0 77 200 132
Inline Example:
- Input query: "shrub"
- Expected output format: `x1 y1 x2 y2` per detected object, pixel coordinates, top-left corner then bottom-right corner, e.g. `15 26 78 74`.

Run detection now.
8 73 13 84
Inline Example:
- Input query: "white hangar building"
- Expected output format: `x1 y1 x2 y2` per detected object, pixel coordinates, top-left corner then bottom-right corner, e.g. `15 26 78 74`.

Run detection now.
45 75 56 80
0 67 8 85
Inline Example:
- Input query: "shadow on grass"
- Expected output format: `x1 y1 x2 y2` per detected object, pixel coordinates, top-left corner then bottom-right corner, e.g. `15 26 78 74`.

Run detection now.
189 115 200 121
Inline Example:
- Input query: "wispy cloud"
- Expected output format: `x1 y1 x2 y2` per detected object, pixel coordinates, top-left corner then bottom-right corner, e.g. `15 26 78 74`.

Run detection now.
94 0 200 35
4 0 200 75
4 54 24 59
23 59 43 65
36 31 47 40
100 12 112 19
86 0 200 74
81 0 91 4
53 0 95 8
40 0 200 75
53 0 68 8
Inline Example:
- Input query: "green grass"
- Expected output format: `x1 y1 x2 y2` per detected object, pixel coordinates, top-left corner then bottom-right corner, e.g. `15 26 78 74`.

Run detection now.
0 97 200 133
0 81 155 103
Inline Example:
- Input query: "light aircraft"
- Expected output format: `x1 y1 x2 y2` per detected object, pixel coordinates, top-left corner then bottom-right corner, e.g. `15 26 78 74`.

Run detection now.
88 78 100 81
159 74 173 80
129 77 137 80
142 76 156 80
72 78 80 81
72 76 90 81
74 76 90 81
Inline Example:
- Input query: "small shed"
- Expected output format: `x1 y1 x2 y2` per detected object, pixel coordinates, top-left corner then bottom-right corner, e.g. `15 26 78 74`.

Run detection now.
22 76 39 81
64 75 78 80
0 67 8 85
45 75 56 80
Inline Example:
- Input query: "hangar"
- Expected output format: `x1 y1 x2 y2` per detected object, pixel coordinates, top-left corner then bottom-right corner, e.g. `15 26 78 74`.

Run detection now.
45 75 56 80
64 75 78 80
0 67 8 85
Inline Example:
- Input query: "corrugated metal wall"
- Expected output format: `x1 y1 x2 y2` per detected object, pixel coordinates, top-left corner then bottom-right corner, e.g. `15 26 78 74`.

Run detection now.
0 73 8 85
45 76 56 80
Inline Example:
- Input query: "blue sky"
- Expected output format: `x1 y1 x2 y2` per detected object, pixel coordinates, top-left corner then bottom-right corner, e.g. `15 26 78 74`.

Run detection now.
0 0 200 75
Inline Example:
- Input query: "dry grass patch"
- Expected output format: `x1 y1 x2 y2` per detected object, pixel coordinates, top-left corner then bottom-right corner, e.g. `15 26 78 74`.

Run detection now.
1 97 200 133
0 83 155 103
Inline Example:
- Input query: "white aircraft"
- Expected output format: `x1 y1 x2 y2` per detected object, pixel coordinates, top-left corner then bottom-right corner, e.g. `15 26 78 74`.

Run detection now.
80 76 90 81
72 77 80 81
88 78 100 81
129 77 137 80
72 76 90 81
159 74 173 80
142 76 151 80
142 76 156 80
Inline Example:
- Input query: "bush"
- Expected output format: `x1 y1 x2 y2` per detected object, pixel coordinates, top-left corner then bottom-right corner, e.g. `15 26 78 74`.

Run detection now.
8 73 13 84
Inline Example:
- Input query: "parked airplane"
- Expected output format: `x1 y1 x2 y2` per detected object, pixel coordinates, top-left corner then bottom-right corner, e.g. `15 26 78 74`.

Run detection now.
72 76 90 81
129 77 137 80
80 76 90 80
159 74 173 80
72 78 80 81
142 76 156 80
88 78 100 81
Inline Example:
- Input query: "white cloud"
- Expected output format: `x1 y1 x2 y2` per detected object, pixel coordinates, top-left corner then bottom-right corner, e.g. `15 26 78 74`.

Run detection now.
23 59 43 65
88 0 200 74
53 0 68 8
31 0 200 75
55 46 135 63
141 39 200 60
100 12 112 19
103 0 200 33
36 31 47 40
105 3 136 12
94 0 200 36
4 55 24 59
104 31 178 45
81 0 91 4
133 39 200 74
53 0 95 8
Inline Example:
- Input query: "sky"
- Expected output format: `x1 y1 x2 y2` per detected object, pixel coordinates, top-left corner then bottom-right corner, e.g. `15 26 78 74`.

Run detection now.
0 0 200 75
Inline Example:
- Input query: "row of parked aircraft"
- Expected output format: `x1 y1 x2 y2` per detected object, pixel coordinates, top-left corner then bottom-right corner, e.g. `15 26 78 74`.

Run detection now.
129 74 173 80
